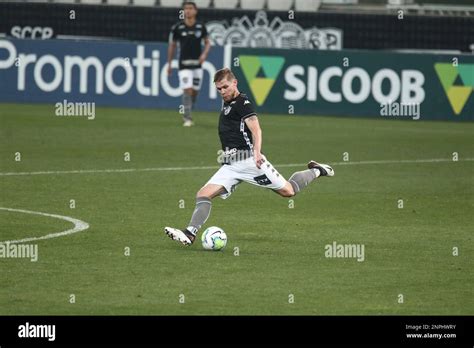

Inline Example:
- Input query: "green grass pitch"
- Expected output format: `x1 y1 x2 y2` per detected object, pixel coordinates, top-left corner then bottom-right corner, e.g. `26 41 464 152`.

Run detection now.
0 102 473 315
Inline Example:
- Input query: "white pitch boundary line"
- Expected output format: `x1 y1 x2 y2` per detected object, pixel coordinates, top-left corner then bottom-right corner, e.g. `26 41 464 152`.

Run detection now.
0 207 90 244
0 158 472 177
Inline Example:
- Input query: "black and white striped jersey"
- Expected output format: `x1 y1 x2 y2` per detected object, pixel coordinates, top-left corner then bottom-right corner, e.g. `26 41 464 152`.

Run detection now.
169 21 208 70
218 93 257 151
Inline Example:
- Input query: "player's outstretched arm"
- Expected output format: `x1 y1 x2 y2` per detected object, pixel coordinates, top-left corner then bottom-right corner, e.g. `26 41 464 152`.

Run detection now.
167 41 177 75
244 115 264 168
199 37 211 65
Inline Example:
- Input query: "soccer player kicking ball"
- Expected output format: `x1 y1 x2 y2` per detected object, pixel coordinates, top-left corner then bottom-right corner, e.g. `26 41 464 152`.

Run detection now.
165 68 334 245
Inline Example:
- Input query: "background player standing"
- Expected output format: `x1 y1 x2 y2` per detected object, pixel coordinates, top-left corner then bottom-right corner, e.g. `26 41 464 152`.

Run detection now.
165 68 335 246
167 1 211 127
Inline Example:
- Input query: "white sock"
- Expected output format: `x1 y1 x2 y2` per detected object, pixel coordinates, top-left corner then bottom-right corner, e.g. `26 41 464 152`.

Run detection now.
311 168 321 178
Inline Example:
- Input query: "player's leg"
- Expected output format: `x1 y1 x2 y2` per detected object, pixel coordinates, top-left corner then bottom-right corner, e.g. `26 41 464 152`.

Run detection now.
275 182 296 197
182 88 194 126
164 164 239 246
191 89 198 108
237 155 334 197
276 161 335 197
164 184 224 246
178 69 194 126
190 69 203 110
185 184 226 236
237 154 289 194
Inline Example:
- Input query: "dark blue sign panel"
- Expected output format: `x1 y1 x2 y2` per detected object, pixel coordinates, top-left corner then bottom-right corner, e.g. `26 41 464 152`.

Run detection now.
0 38 224 111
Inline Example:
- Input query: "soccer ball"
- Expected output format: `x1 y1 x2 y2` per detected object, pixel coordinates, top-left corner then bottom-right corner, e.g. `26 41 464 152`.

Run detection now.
201 226 227 251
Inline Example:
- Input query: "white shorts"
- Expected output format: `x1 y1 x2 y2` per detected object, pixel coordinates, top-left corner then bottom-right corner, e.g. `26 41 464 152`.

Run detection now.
206 155 287 199
178 69 203 90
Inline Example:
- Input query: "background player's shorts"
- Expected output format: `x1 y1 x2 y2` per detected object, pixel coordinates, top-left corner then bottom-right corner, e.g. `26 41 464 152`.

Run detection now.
206 155 287 199
178 68 203 90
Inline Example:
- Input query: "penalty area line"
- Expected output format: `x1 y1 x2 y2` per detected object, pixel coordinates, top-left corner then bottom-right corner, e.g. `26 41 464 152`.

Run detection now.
0 158 472 177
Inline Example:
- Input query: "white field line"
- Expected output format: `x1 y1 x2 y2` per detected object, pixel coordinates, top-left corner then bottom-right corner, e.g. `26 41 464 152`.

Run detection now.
0 207 90 244
0 158 472 177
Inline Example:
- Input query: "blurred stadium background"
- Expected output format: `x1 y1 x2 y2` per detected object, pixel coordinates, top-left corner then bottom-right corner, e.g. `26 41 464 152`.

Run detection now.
0 0 473 315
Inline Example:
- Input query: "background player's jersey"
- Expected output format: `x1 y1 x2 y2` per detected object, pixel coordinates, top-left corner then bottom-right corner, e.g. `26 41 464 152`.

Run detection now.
218 93 257 151
170 21 208 70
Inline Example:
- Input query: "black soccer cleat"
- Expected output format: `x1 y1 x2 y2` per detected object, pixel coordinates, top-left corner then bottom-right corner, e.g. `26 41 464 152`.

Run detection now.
307 161 335 177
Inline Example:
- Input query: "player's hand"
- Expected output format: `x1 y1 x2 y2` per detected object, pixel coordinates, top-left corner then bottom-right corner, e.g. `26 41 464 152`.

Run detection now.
199 54 207 65
255 153 265 169
167 64 172 76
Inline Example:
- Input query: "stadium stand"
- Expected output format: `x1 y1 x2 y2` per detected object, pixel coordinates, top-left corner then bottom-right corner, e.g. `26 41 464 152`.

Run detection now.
294 0 322 11
80 0 103 4
107 0 130 5
159 0 179 6
5 0 474 15
240 0 267 10
193 0 212 7
214 0 240 9
133 0 156 6
267 0 294 11
1 0 472 51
